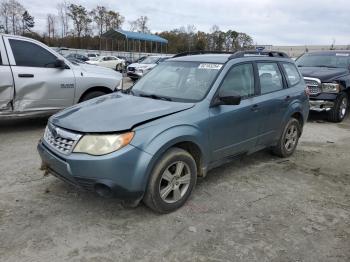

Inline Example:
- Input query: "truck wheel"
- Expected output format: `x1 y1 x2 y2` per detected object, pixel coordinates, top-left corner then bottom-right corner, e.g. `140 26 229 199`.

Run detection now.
272 118 301 158
80 91 107 102
116 64 122 72
327 92 348 123
143 148 197 213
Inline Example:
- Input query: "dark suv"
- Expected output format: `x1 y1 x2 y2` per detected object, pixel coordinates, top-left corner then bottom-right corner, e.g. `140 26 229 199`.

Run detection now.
38 51 309 213
296 51 350 122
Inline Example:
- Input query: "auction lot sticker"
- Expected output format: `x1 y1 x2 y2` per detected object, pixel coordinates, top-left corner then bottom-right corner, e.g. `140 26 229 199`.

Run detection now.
336 53 349 56
198 63 223 70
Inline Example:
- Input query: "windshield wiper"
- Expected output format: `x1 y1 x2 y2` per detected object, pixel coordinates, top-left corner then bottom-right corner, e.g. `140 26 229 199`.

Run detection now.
314 65 338 68
138 93 172 101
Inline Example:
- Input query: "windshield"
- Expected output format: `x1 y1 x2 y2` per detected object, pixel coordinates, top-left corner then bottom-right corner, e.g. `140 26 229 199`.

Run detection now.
131 61 222 102
296 53 350 68
141 57 160 64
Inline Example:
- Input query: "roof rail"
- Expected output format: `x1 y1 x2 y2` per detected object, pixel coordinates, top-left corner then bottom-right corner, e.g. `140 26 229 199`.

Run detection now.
173 50 233 58
229 51 289 59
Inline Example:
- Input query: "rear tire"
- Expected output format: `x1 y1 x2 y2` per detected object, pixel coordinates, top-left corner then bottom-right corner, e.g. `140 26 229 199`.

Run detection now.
272 118 301 158
327 92 348 123
143 148 197 213
80 91 107 102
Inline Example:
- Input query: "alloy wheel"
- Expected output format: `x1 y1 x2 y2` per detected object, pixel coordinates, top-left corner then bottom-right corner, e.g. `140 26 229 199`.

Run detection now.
339 97 348 119
284 124 298 152
159 161 191 204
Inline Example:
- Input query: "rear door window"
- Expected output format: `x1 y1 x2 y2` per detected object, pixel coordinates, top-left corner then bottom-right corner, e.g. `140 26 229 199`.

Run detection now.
282 63 301 86
257 63 284 94
9 39 57 68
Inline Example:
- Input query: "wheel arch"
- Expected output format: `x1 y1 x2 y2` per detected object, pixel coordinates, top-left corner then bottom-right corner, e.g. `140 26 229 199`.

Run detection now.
78 86 113 102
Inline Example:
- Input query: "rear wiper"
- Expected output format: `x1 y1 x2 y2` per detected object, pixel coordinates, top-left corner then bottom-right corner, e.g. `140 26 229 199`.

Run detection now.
138 93 172 101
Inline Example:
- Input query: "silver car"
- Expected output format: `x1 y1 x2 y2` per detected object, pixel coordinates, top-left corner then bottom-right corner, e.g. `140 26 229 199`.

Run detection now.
0 34 122 118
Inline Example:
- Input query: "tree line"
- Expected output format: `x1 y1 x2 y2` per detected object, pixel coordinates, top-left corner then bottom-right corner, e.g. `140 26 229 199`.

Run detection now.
0 0 254 53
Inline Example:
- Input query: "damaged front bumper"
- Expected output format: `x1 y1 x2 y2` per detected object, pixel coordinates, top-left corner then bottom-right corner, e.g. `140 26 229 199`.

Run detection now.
309 100 335 112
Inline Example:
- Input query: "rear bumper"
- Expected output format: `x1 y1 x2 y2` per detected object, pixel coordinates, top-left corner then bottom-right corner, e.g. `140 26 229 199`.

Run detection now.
37 140 153 201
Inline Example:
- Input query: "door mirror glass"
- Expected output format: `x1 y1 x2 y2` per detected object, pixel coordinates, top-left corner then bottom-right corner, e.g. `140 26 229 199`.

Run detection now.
54 59 66 69
217 90 241 105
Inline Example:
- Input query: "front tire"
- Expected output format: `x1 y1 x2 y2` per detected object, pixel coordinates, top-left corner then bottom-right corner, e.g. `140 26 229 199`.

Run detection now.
328 92 348 123
80 91 107 102
143 148 197 213
272 118 301 158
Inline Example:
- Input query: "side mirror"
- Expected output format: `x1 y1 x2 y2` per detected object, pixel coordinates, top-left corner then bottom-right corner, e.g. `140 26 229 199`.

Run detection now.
54 59 66 69
212 90 241 107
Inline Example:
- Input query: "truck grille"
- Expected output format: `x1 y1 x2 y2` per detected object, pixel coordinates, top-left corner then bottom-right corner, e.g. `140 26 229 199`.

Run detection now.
44 124 82 155
304 77 321 95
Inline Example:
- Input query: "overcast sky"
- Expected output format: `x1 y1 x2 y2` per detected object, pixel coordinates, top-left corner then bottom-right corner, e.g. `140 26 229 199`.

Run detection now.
26 0 350 46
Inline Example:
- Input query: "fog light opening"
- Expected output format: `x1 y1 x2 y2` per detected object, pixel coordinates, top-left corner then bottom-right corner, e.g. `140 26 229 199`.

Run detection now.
94 183 113 198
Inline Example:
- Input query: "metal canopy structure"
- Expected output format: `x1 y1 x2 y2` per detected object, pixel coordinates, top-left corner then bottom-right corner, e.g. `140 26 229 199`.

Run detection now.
102 29 168 54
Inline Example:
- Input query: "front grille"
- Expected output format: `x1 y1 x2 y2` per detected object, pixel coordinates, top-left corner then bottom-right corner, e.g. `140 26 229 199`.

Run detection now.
128 67 135 72
304 77 321 95
44 124 82 155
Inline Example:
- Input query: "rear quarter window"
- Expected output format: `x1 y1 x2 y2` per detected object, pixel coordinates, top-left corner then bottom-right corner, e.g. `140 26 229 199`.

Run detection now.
282 63 301 86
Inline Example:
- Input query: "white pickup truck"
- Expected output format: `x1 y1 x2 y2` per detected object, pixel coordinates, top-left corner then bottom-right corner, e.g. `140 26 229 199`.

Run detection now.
0 34 122 118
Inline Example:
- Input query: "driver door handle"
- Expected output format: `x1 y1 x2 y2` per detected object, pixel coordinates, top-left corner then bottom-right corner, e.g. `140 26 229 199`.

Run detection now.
18 74 34 78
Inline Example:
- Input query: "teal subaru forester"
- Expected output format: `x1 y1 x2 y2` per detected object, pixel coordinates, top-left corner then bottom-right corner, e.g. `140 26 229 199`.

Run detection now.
38 51 309 213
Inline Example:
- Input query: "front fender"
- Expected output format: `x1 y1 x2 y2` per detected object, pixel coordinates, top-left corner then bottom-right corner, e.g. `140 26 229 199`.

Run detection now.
131 124 209 189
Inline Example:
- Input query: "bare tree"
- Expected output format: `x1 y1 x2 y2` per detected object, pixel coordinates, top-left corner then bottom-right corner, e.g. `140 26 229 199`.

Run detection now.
129 16 150 33
0 0 10 33
90 5 107 50
9 0 24 34
57 0 69 38
186 24 196 51
47 14 56 39
128 20 137 32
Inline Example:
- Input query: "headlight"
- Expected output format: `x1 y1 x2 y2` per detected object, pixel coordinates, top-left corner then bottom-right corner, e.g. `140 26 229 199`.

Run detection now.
73 132 134 156
321 83 340 93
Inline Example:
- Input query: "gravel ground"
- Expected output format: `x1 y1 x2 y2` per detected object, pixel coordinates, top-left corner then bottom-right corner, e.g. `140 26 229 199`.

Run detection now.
0 109 349 262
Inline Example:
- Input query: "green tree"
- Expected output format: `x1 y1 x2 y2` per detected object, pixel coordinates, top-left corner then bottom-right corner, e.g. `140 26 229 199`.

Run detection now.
105 10 124 31
68 4 91 47
21 10 34 34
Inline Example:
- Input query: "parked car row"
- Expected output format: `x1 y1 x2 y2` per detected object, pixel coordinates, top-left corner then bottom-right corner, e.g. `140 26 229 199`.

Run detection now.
127 55 171 81
65 52 151 72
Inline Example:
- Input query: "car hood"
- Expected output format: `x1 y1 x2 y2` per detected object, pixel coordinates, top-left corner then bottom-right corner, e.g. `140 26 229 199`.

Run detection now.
72 63 121 77
299 67 349 82
50 93 195 133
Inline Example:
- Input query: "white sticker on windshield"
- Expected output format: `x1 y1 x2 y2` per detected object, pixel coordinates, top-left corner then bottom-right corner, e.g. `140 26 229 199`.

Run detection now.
198 63 223 70
336 53 349 56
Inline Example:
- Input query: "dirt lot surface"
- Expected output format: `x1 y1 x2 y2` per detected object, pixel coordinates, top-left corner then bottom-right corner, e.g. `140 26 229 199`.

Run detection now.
0 111 349 262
